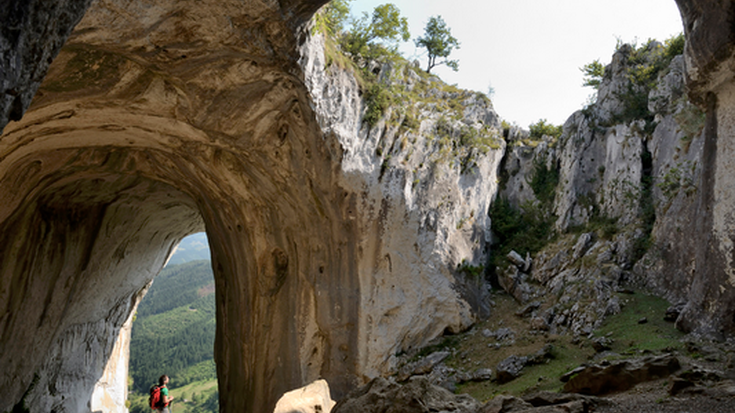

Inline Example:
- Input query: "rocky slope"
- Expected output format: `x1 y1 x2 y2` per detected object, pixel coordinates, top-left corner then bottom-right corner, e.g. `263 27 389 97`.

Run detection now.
490 38 708 340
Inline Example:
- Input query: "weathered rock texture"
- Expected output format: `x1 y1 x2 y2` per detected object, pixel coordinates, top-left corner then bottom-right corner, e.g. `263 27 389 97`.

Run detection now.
0 0 344 412
0 0 92 130
90 311 134 412
672 0 735 337
273 379 336 413
4 0 735 411
0 0 499 411
301 33 502 376
494 40 707 337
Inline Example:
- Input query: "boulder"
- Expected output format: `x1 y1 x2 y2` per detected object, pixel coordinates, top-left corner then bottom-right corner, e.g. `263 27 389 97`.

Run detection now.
332 377 480 413
527 344 555 365
498 266 533 304
529 317 549 331
496 355 529 384
664 302 686 322
507 250 528 269
590 337 614 353
563 354 680 395
397 351 451 381
515 301 541 318
478 395 533 413
273 379 336 413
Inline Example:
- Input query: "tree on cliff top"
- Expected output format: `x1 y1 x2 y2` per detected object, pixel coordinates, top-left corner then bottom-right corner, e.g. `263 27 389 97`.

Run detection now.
343 3 410 58
313 0 353 37
415 16 460 73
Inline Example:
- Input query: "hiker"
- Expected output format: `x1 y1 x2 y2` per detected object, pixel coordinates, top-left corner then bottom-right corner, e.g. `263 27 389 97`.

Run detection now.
151 375 175 412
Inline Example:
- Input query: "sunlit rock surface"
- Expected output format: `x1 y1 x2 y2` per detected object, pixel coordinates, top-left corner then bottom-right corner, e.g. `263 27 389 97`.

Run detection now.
91 311 135 413
300 33 502 377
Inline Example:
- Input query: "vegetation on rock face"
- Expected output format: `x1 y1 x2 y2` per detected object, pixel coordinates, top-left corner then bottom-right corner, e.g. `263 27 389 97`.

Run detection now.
584 33 685 128
311 0 500 179
528 119 562 140
488 197 556 273
581 59 605 90
312 0 352 37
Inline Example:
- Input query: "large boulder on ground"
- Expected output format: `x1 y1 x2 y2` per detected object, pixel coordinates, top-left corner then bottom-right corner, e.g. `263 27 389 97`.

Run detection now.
496 355 529 384
563 354 680 395
332 377 480 413
273 379 336 413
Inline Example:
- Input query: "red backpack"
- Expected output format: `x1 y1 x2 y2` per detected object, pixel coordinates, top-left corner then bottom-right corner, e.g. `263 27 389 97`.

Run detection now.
149 385 164 409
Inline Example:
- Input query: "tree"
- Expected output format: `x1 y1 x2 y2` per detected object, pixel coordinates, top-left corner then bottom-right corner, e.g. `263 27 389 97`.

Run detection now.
415 16 459 73
581 59 605 89
529 119 563 140
313 0 353 36
343 3 409 58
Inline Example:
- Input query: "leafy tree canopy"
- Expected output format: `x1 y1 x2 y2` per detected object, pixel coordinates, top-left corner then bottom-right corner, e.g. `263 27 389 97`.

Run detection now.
343 3 410 58
581 59 605 89
415 16 460 73
313 0 353 37
529 119 563 140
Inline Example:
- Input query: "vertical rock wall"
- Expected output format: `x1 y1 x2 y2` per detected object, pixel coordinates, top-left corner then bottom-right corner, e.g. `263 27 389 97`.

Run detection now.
0 0 92 129
300 33 502 378
673 0 735 336
91 311 135 413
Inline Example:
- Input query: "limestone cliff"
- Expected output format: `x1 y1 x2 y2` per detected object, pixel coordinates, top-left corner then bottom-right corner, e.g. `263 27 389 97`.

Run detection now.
300 33 502 377
494 39 708 337
1 1 338 412
0 0 499 411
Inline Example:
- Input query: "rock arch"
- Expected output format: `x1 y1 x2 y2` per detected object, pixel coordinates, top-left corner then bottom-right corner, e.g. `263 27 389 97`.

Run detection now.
0 0 363 412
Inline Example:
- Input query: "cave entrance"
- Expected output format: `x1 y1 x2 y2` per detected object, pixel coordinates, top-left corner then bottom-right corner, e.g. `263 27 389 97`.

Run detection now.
0 0 355 409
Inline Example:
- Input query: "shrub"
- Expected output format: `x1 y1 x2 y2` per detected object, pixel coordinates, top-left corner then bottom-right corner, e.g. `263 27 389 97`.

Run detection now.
527 155 559 206
364 83 392 126
489 197 556 271
529 119 562 140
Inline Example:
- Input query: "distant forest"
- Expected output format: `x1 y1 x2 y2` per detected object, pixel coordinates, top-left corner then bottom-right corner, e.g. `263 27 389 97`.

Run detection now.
128 254 218 413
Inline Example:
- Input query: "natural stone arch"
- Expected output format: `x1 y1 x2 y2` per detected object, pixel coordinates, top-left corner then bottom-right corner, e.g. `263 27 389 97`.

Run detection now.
0 0 364 411
0 100 359 412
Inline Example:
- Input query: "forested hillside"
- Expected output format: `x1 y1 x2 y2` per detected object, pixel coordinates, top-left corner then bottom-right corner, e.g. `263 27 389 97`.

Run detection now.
128 260 218 413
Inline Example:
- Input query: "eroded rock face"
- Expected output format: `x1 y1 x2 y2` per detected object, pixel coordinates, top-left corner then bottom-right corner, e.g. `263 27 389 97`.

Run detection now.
0 0 92 129
674 0 735 336
1 0 348 412
300 33 501 376
1 0 497 411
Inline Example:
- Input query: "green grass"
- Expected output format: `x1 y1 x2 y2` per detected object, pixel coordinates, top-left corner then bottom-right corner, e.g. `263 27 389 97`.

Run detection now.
458 339 593 401
593 292 685 354
427 291 684 403
168 379 218 413
170 379 218 400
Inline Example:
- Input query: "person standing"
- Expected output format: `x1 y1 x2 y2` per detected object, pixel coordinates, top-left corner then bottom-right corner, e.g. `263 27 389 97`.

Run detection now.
155 375 175 412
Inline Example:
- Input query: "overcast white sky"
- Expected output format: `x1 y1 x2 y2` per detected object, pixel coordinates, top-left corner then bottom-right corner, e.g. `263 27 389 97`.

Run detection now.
349 0 684 128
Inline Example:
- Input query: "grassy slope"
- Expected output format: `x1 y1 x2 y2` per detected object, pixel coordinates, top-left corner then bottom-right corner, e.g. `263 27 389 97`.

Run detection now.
435 291 684 403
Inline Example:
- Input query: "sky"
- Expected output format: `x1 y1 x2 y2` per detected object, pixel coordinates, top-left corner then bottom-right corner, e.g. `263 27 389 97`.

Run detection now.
348 0 684 128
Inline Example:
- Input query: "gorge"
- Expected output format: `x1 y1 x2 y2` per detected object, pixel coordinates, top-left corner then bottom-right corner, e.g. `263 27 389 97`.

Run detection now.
2 1 735 412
